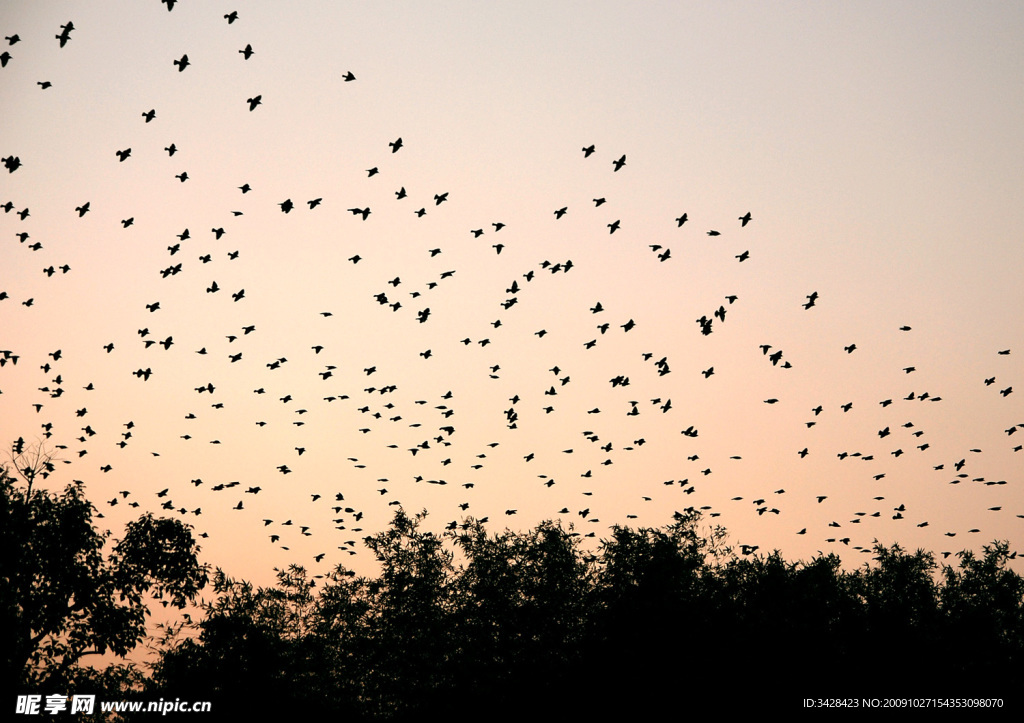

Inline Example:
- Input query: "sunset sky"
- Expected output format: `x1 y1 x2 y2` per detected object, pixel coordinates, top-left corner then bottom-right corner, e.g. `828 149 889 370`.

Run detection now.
2 1 1022 587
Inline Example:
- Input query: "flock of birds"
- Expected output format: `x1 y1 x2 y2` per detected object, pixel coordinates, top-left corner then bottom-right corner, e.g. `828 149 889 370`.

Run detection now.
2 6 1021 579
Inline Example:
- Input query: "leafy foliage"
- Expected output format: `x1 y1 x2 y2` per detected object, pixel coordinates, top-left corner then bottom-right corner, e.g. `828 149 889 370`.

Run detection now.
7 436 1019 714
147 509 1024 716
2 442 208 690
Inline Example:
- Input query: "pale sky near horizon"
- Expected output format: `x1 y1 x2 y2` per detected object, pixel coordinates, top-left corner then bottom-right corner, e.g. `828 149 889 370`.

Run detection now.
2 1 1022 587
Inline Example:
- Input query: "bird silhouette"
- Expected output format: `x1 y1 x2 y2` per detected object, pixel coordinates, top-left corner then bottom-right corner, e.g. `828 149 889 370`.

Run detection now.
56 22 74 48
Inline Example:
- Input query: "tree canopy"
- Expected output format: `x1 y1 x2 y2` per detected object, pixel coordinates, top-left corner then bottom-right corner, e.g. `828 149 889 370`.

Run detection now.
6 439 1021 715
147 509 1024 716
2 441 207 691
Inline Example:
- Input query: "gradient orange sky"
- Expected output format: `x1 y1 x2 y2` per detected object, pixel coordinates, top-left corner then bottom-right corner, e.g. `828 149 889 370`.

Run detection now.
2 1 1022 587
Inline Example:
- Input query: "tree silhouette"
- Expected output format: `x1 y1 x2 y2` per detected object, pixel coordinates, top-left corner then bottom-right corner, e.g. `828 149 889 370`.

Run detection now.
361 509 455 715
150 566 362 717
938 542 1024 686
145 507 1024 716
2 440 207 690
445 518 595 714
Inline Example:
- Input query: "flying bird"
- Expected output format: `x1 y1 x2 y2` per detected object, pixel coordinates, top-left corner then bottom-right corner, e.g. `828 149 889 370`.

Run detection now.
56 22 74 48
